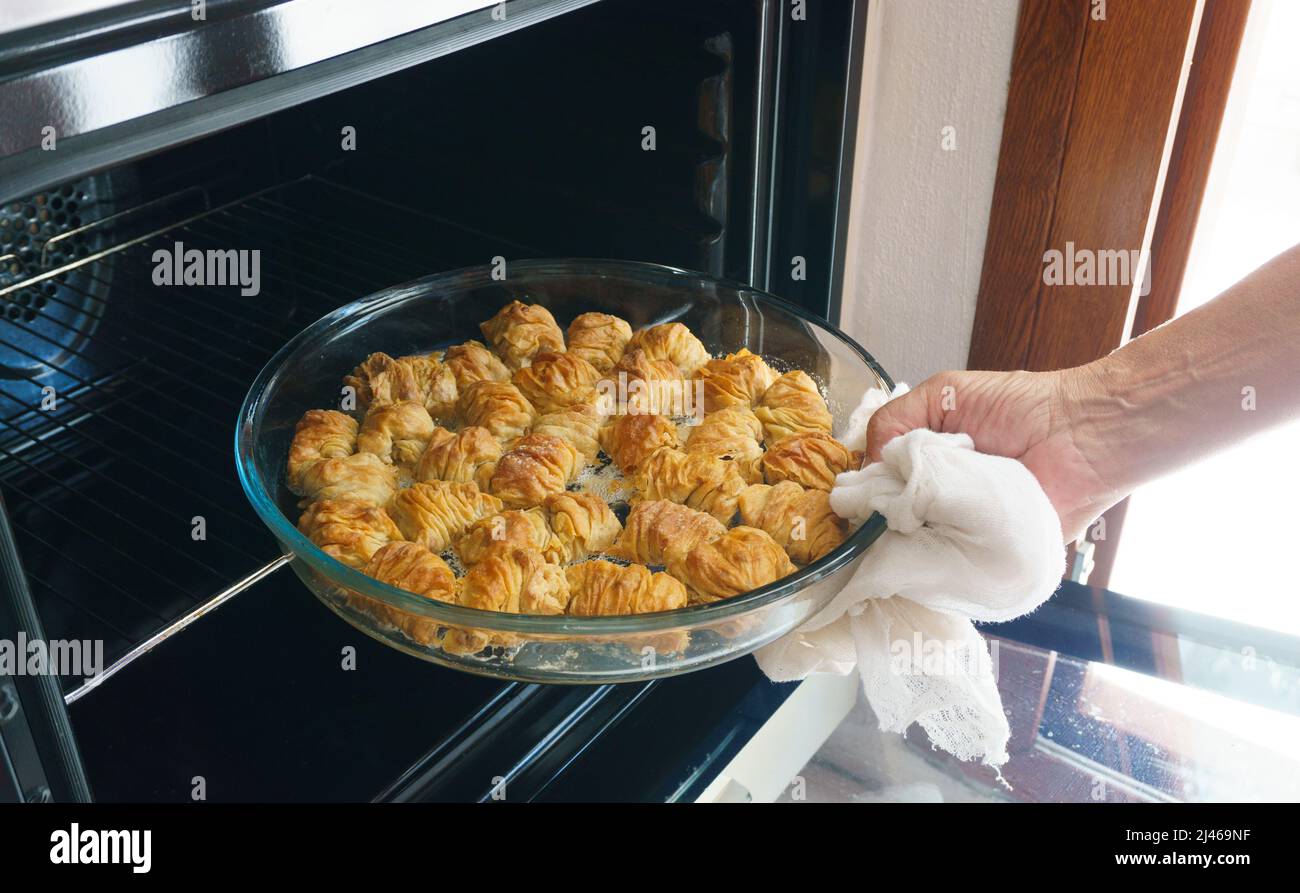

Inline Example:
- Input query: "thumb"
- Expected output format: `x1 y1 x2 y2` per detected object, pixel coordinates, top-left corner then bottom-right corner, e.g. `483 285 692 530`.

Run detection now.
865 380 939 463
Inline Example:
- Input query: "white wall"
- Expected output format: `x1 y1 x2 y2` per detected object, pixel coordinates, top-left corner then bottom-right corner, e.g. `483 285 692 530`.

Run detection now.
839 0 1020 385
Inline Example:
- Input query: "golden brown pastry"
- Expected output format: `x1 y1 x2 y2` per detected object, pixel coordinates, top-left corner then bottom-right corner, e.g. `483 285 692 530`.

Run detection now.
699 349 779 412
626 322 710 376
487 433 583 508
355 542 458 645
566 312 632 373
444 337 509 387
511 351 601 414
454 491 618 567
753 370 833 445
454 508 560 567
632 446 746 523
294 452 399 506
610 499 726 568
738 481 850 564
605 348 688 415
298 498 403 569
356 400 436 466
343 351 457 417
542 492 622 562
443 339 511 390
480 300 565 369
564 561 688 616
343 352 416 412
599 413 678 473
683 405 765 483
667 526 797 603
530 401 607 461
287 409 358 493
415 425 502 489
457 547 570 615
761 431 860 491
457 379 536 442
387 480 503 553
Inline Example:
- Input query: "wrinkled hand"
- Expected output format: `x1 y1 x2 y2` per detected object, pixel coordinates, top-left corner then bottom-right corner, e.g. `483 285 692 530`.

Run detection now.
865 369 1118 543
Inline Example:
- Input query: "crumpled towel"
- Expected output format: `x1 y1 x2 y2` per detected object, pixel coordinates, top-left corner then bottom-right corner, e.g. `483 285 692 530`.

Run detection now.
754 385 1065 767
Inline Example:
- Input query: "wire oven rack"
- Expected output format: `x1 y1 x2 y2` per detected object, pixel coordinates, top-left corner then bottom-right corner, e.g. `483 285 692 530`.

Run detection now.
0 175 543 702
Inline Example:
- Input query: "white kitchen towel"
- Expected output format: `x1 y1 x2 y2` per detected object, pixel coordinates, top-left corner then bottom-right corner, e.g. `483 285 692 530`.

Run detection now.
754 386 1065 767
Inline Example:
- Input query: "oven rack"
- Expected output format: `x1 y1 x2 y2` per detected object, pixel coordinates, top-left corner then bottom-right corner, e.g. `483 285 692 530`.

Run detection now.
0 175 544 702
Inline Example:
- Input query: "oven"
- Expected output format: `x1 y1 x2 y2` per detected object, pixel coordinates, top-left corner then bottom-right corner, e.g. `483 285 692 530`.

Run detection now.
0 0 869 802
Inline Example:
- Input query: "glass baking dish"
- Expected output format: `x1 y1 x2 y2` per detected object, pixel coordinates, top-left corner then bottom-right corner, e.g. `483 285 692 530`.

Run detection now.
236 259 893 683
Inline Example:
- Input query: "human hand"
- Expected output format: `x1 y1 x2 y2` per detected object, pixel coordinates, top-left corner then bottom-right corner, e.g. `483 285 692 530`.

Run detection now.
864 368 1119 543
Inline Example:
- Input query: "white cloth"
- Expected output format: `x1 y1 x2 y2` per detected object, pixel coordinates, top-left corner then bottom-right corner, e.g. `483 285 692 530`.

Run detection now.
754 386 1065 767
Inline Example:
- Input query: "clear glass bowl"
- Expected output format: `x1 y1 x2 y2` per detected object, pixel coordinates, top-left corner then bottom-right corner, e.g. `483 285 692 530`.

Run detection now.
236 259 894 683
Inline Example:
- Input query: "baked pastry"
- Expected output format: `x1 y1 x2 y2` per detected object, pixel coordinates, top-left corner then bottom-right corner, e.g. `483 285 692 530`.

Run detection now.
355 542 458 645
298 499 403 569
530 401 607 461
454 492 619 567
287 409 358 493
699 349 779 412
600 413 678 473
458 547 570 615
666 526 796 603
387 480 503 552
457 379 536 442
356 400 436 466
454 508 560 566
480 300 565 369
443 340 510 390
566 312 632 373
753 370 833 445
738 481 850 564
542 492 622 563
607 348 690 416
683 405 765 483
415 425 502 489
399 353 459 418
294 452 399 506
761 431 860 491
626 322 710 376
511 351 601 414
610 499 727 568
487 433 583 508
565 560 688 616
632 446 746 523
344 351 456 416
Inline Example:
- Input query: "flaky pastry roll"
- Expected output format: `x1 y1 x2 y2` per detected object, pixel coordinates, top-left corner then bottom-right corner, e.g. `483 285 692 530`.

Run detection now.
564 560 688 616
287 409 358 493
566 311 632 373
626 322 710 376
511 350 601 414
480 300 565 369
600 413 678 473
387 480 503 553
753 370 833 445
415 425 502 489
299 498 403 569
761 431 860 491
356 400 436 467
458 379 536 443
487 433 583 508
632 446 746 523
737 481 850 564
666 526 796 603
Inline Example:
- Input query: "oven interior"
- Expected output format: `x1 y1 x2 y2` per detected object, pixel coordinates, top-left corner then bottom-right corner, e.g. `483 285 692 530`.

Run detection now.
0 0 863 801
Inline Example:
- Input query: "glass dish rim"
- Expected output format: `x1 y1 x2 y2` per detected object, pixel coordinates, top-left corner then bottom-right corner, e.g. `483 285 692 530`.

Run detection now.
235 258 895 636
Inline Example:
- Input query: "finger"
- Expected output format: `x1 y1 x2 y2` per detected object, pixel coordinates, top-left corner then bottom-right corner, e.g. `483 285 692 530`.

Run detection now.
865 384 934 463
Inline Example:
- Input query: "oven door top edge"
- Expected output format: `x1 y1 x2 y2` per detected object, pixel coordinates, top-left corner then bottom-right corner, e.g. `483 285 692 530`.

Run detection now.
0 0 600 201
